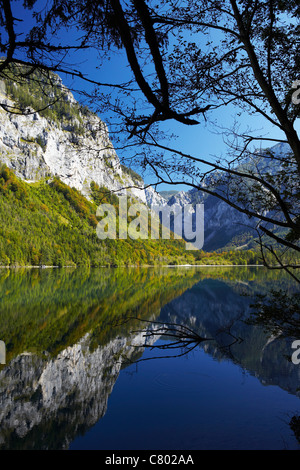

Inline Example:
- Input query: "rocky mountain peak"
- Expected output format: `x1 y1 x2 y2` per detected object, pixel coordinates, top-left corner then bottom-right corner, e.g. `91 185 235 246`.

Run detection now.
0 74 146 202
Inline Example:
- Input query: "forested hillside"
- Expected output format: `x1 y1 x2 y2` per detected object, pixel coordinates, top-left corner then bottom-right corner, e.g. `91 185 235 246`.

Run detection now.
0 67 289 268
0 165 267 267
0 165 200 267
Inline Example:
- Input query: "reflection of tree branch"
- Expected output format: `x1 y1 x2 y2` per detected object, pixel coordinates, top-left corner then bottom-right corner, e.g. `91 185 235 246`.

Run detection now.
111 316 213 364
115 316 247 365
216 316 244 347
131 317 211 341
0 0 16 73
123 340 206 365
213 315 245 364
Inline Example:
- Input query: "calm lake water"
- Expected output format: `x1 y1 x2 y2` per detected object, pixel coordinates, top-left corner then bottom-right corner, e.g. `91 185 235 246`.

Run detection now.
0 266 299 450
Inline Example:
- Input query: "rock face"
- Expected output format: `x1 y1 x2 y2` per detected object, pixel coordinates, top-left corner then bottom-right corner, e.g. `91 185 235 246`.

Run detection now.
162 187 259 251
0 80 146 203
1 276 297 449
145 185 168 208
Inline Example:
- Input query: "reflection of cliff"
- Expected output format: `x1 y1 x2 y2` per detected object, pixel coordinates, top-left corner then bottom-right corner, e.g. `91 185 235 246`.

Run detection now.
0 266 204 450
0 328 156 450
0 266 298 449
158 279 300 397
1 266 284 364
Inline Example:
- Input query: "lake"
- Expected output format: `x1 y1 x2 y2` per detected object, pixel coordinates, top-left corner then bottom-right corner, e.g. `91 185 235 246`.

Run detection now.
0 266 299 450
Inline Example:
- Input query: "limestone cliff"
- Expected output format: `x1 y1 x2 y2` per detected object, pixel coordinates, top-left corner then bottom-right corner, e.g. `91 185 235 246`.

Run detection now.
0 77 146 202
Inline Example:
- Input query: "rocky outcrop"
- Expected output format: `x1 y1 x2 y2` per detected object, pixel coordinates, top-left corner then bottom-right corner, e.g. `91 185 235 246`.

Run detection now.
0 80 146 202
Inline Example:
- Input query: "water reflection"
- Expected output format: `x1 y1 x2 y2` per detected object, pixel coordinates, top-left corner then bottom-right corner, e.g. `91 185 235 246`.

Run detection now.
0 266 299 449
156 278 300 396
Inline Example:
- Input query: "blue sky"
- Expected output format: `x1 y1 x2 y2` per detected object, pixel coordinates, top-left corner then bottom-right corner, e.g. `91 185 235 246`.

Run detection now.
57 44 299 192
9 1 300 191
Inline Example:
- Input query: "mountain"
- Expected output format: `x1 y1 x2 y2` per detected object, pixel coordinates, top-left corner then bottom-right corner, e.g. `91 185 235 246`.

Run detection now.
165 187 255 251
0 71 146 203
157 142 292 251
0 69 201 267
0 67 286 262
158 190 180 201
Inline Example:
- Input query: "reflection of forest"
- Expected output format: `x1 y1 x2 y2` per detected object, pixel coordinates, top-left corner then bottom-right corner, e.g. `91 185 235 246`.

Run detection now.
0 266 203 363
0 266 298 449
1 265 291 364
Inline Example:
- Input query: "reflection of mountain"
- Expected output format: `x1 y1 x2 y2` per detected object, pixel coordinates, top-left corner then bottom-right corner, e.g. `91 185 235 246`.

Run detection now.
0 266 298 449
0 266 209 449
158 278 300 397
0 329 156 449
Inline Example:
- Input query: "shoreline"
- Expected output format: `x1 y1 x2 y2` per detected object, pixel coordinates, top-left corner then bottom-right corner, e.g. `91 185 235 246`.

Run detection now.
0 264 264 269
